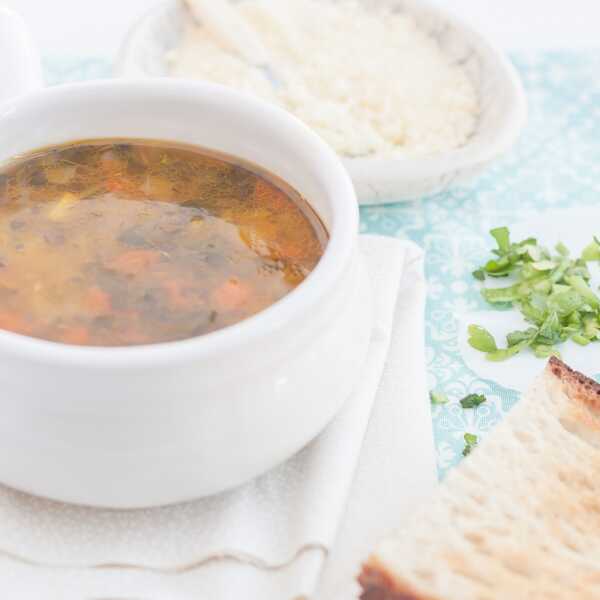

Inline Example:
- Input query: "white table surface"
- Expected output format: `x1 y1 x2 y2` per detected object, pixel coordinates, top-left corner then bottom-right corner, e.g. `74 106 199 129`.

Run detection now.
2 0 600 62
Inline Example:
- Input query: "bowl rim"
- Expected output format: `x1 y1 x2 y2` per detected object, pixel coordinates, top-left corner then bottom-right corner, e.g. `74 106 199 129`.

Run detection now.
116 0 528 192
0 78 358 368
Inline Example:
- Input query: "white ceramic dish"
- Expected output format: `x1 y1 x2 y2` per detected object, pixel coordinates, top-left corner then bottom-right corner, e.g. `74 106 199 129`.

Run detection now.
116 0 527 204
0 7 372 508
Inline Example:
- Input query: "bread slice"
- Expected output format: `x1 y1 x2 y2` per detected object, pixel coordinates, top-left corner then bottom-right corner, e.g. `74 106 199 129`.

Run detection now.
359 357 600 600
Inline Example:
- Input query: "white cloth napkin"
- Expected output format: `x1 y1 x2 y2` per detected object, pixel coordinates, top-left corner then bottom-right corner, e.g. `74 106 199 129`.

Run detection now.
0 235 436 599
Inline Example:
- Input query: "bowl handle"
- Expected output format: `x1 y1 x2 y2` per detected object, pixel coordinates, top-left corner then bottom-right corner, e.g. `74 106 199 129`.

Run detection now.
0 6 43 105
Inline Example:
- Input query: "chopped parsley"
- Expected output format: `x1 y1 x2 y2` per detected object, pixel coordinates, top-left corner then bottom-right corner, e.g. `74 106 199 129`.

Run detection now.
459 393 486 409
472 268 486 281
469 228 600 361
430 391 449 405
463 433 478 456
467 325 497 353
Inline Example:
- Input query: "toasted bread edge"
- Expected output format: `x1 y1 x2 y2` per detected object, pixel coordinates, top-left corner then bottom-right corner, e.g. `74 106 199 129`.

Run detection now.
358 357 600 600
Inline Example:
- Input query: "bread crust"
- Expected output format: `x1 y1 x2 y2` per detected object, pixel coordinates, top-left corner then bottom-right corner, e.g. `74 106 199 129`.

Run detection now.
359 562 423 600
547 356 600 411
358 358 600 600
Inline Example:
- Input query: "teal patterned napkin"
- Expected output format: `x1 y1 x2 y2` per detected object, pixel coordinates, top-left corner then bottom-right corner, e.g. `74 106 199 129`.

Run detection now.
45 50 600 479
360 51 600 477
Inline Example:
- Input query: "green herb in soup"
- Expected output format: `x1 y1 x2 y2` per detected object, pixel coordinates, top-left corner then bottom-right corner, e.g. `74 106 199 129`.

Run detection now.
0 140 327 346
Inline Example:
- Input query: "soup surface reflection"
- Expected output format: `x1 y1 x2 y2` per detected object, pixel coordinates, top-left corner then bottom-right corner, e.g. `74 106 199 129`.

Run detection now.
0 140 327 346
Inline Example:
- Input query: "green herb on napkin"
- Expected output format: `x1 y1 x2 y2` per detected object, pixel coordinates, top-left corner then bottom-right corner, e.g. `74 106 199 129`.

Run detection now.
462 433 478 456
459 393 486 409
430 391 449 405
468 228 600 361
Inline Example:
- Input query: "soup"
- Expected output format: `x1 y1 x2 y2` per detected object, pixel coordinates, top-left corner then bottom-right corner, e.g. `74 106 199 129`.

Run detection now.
0 140 327 346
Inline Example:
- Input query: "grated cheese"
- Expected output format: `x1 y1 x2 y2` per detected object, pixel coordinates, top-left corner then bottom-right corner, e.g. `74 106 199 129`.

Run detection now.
168 0 480 158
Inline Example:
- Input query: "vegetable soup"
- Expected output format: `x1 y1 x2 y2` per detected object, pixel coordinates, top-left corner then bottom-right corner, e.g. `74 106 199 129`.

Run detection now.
0 140 327 346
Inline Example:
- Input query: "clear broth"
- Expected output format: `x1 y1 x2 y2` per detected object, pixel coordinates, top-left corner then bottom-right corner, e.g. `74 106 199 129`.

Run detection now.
0 139 327 346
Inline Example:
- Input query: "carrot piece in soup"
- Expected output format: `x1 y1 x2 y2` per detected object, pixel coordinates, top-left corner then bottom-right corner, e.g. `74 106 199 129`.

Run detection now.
0 312 32 335
106 176 139 196
107 250 162 275
59 326 90 345
211 278 252 311
106 178 124 192
84 286 112 315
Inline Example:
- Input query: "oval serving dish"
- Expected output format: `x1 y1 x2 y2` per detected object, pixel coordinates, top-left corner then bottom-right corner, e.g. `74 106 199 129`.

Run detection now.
0 7 372 508
116 0 527 204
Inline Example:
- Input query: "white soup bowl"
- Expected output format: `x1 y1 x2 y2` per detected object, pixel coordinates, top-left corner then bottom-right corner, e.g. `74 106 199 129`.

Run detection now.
0 7 372 508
